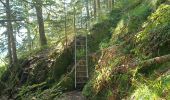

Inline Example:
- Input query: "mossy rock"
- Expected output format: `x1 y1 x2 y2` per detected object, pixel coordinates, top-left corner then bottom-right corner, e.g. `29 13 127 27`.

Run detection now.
26 60 49 84
50 46 74 81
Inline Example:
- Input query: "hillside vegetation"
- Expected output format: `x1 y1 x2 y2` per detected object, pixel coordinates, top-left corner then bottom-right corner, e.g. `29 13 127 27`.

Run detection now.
0 0 170 100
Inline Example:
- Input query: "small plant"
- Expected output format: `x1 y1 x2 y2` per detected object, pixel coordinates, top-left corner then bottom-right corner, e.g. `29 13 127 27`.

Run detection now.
76 49 86 60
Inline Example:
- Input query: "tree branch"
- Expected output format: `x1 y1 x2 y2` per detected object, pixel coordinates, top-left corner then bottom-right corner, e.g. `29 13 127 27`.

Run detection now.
0 0 6 8
22 0 34 5
0 19 23 23
0 57 7 65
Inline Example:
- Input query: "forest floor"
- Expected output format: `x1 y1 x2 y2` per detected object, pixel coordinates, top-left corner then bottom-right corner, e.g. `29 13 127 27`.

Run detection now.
58 90 86 100
0 91 85 100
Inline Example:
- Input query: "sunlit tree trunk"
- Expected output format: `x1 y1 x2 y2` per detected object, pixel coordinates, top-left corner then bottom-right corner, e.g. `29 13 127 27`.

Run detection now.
64 0 68 48
34 0 47 47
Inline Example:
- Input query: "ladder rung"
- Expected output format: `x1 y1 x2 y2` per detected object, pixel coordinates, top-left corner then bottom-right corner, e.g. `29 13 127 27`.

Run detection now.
76 57 86 59
76 45 86 47
76 77 88 79
76 37 86 38
77 59 86 62
76 82 87 84
76 65 87 67
76 79 88 81
76 67 87 71
75 34 88 89
76 76 88 78
77 71 87 73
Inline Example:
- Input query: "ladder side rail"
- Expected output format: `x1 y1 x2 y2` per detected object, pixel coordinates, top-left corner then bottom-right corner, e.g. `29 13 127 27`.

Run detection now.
85 34 88 78
75 33 77 88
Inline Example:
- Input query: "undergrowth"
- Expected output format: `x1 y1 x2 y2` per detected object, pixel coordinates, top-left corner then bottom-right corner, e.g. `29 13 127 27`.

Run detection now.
83 0 170 99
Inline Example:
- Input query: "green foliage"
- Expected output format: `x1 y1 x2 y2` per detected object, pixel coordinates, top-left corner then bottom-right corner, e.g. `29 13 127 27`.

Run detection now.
54 73 74 91
50 47 73 81
17 82 64 100
76 49 86 59
134 4 170 57
0 65 7 94
88 20 112 52
84 1 170 100
111 0 153 48
1 0 170 99
127 3 152 33
0 65 6 79
18 45 49 60
17 70 75 99
17 82 46 98
82 80 95 98
130 74 170 99
99 37 111 49
115 0 141 10
131 84 159 100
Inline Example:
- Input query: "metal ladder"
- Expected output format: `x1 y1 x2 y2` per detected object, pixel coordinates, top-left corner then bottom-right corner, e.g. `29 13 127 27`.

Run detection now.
75 29 88 89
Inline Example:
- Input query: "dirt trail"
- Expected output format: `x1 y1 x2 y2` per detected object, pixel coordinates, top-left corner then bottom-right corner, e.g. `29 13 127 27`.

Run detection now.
58 91 86 100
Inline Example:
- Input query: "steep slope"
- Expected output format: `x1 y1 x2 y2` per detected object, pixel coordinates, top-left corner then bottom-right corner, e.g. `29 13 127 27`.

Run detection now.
0 41 75 99
83 0 170 99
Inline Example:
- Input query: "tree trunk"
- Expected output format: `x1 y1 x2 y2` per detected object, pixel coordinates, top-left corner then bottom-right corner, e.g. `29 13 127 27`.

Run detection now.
91 46 170 73
97 0 100 9
110 0 113 10
35 0 47 47
85 0 90 19
6 0 18 64
26 25 32 51
116 54 170 73
93 0 96 19
64 0 68 48
7 24 12 64
73 7 76 34
96 0 100 20
25 4 32 51
108 0 114 11
140 54 170 68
